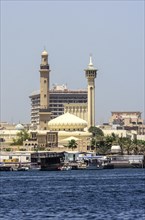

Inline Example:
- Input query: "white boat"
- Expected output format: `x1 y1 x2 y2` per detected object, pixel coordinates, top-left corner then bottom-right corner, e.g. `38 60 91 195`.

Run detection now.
29 163 41 171
59 165 72 171
17 166 29 171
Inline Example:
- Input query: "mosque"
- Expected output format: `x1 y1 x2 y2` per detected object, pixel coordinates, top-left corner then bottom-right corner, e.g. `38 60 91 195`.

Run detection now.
1 50 144 152
0 50 98 152
34 49 98 151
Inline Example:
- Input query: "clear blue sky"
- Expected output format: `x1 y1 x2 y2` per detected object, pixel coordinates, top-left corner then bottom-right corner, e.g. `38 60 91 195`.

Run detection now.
1 0 144 124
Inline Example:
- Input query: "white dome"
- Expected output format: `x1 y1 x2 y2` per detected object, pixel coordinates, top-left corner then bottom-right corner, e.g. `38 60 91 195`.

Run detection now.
15 124 24 130
111 145 121 153
42 50 48 56
48 113 87 131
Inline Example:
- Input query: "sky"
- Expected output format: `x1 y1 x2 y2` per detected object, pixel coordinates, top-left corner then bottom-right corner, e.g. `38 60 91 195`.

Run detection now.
1 0 144 125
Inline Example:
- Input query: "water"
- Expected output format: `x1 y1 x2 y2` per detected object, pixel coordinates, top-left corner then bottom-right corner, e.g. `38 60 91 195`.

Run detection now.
0 169 145 220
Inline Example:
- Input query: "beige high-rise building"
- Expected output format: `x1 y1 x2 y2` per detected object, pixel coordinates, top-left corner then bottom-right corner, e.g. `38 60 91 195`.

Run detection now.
85 56 97 128
39 50 51 130
29 86 87 127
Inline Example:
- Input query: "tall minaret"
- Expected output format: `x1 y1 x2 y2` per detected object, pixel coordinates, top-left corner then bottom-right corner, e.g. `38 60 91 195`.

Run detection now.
85 55 97 128
39 49 51 130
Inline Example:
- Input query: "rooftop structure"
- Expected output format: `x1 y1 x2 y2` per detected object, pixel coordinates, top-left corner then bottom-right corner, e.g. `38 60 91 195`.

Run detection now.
48 112 87 131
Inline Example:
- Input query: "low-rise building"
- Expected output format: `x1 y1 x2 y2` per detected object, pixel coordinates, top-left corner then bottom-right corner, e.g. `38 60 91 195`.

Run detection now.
0 151 31 164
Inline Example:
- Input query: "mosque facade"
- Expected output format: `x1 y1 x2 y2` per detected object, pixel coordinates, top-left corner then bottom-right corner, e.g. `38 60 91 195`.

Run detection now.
32 50 98 150
39 50 97 130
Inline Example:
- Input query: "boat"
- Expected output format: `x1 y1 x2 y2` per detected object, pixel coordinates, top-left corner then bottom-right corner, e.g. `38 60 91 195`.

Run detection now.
29 163 41 171
40 152 65 171
59 164 72 171
85 160 103 170
0 166 13 171
16 160 30 171
77 162 87 170
17 166 29 171
84 156 114 170
31 152 65 171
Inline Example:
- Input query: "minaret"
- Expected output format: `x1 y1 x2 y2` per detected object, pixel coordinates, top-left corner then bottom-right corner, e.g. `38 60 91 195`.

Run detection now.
39 49 51 130
85 55 97 128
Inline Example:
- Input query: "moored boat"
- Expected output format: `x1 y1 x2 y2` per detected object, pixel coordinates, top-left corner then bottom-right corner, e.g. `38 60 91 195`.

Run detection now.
59 164 72 171
0 166 13 171
17 166 29 171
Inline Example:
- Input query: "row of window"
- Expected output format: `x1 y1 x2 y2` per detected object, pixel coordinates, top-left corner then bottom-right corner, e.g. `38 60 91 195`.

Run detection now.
9 156 30 160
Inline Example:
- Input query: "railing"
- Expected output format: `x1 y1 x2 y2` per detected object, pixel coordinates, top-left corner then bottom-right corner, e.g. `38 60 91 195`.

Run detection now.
39 108 50 112
40 65 49 70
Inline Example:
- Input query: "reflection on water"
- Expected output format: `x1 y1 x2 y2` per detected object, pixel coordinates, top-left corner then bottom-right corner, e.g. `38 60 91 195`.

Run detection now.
0 169 145 220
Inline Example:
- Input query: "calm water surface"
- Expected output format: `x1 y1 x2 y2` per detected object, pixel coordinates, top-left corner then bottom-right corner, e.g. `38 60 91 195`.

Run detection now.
0 169 145 220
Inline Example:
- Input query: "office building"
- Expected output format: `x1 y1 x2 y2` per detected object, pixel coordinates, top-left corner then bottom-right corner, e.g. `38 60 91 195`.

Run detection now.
29 85 87 128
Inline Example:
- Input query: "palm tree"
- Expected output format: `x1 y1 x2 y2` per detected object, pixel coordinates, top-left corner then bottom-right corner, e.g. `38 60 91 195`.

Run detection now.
133 139 145 155
118 137 132 155
67 139 78 151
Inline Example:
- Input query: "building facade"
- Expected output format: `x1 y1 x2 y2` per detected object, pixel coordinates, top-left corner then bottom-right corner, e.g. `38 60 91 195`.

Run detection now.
29 85 87 128
30 51 99 129
109 111 145 135
64 103 87 121
109 111 143 126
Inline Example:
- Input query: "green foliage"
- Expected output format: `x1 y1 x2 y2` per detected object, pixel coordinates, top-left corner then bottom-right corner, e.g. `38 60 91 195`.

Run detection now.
5 148 12 152
88 126 104 137
19 148 26 151
89 129 145 155
11 129 30 146
67 139 78 151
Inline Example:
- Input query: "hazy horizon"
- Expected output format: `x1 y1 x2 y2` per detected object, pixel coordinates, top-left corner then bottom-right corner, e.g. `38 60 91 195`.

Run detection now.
1 1 144 125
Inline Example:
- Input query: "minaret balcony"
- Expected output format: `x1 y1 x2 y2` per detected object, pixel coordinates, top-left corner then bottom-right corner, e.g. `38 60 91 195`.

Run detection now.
85 72 97 78
39 108 50 112
40 65 49 70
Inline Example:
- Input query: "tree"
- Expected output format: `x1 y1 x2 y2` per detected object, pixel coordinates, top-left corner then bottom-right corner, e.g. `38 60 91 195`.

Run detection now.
88 126 105 153
132 139 145 155
105 134 117 148
88 126 104 137
118 137 132 155
95 140 107 155
11 129 30 146
67 139 78 151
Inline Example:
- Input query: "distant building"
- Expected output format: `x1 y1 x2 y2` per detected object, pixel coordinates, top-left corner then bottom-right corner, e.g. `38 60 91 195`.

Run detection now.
109 111 143 126
29 85 87 128
0 151 31 165
109 111 145 135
